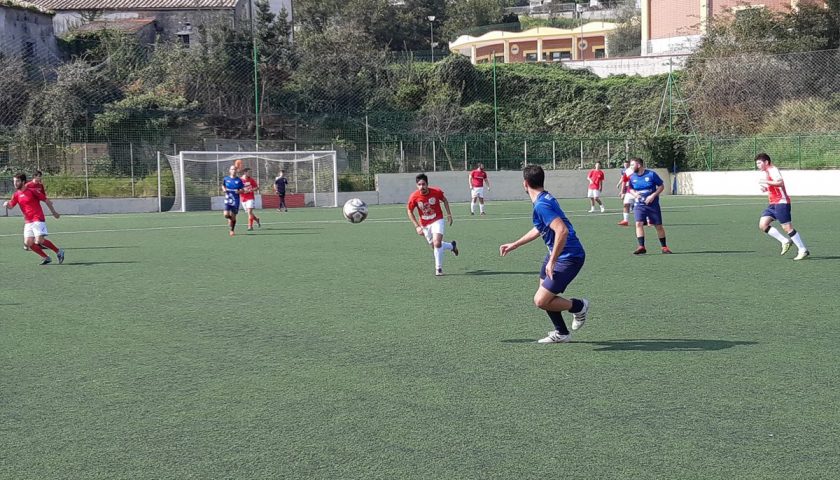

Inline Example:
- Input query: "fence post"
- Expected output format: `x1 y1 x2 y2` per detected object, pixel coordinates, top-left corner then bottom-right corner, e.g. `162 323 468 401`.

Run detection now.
606 139 611 167
432 139 437 172
157 151 162 213
364 115 370 173
494 139 498 171
83 143 90 198
36 144 41 171
625 139 629 161
579 140 584 169
173 143 177 155
464 140 468 170
708 140 714 171
797 135 802 169
130 142 136 197
400 140 405 173
552 141 556 169
524 140 528 166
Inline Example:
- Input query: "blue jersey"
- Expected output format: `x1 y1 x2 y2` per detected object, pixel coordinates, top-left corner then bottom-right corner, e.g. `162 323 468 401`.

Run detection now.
532 191 585 260
629 169 664 204
223 176 244 206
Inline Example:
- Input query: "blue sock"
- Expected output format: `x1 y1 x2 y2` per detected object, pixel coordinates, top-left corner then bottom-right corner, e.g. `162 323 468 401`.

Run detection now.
547 311 569 334
569 299 584 314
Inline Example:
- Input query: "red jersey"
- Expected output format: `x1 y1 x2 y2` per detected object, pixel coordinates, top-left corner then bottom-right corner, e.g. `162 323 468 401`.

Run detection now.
407 187 447 227
620 167 633 194
470 169 488 188
8 187 47 223
587 169 605 190
240 177 258 202
765 166 790 205
25 180 46 197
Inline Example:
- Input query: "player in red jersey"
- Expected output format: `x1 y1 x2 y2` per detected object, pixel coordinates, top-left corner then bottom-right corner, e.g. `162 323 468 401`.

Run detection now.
586 161 606 213
756 153 809 260
407 173 459 276
615 160 634 225
21 170 60 250
468 163 490 215
3 173 64 265
239 168 261 231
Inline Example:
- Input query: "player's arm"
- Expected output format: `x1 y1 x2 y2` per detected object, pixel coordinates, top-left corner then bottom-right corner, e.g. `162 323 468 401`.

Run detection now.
544 218 569 280
441 196 453 226
645 180 665 204
759 173 784 187
484 174 490 190
44 197 60 219
500 227 540 256
407 204 424 235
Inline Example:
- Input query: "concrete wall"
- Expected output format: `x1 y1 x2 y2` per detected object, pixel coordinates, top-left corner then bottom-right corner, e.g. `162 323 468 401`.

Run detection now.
0 6 59 64
565 54 688 77
675 170 840 196
3 198 159 216
208 192 381 210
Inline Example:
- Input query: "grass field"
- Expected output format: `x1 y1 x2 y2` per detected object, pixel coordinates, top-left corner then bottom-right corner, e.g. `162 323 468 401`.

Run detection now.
2 196 839 479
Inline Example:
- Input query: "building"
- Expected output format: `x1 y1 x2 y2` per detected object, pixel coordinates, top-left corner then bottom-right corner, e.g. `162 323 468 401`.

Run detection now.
642 0 814 55
0 0 60 64
27 0 249 42
449 22 618 64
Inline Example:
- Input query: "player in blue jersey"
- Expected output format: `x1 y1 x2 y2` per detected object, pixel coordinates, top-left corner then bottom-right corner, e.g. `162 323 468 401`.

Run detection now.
499 165 590 344
627 157 672 254
221 164 245 236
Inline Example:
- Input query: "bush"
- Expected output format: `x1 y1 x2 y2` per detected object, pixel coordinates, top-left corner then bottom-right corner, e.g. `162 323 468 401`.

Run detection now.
338 173 374 192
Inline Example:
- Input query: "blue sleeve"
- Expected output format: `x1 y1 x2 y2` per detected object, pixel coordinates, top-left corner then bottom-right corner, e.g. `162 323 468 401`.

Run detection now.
653 172 664 187
535 201 560 227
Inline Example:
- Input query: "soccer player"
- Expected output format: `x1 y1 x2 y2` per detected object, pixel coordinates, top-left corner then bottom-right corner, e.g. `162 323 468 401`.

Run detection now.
586 161 606 213
499 165 589 344
239 168 261 231
21 170 60 250
627 157 672 254
274 170 289 212
756 153 809 260
222 165 245 236
468 163 490 215
616 160 634 226
407 173 459 276
3 173 64 265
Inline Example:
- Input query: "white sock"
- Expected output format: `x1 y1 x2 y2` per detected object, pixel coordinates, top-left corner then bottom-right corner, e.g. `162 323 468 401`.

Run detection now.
790 231 807 251
479 204 485 214
470 202 475 214
623 212 629 221
434 247 443 269
441 242 453 251
766 227 788 244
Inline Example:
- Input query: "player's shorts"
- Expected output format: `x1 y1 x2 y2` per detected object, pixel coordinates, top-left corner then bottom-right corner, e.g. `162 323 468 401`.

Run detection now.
762 203 792 224
623 192 635 205
587 188 601 198
421 219 445 244
634 201 662 225
471 187 485 199
224 202 240 214
23 221 48 238
277 193 286 198
242 199 255 210
540 255 585 294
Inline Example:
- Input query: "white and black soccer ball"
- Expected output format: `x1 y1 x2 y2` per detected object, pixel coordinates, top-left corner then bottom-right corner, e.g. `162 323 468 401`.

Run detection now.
343 198 368 224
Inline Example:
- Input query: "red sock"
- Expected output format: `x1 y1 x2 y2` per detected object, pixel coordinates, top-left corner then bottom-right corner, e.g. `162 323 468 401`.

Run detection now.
248 215 254 228
29 243 48 258
40 239 59 253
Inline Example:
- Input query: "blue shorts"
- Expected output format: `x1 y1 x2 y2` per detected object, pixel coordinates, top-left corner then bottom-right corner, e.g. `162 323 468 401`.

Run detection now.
540 256 585 294
224 203 240 215
634 201 662 225
761 204 791 224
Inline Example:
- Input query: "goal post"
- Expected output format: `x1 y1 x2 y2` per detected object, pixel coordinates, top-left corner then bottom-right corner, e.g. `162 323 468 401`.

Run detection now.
163 151 338 212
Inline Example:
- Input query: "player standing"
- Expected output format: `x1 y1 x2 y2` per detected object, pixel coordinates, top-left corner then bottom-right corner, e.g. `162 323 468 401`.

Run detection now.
468 163 490 215
222 165 245 236
627 157 672 254
3 173 64 265
756 153 809 260
20 170 60 250
586 161 606 213
239 168 261 231
407 173 459 276
616 160 633 226
274 170 289 212
499 165 589 344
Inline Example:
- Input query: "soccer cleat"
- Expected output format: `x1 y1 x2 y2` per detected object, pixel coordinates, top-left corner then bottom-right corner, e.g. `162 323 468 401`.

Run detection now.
793 250 810 261
23 243 30 251
661 246 673 254
57 249 65 264
256 218 261 228
781 241 793 256
229 230 235 237
247 227 253 231
588 207 595 213
451 240 459 257
571 298 590 331
39 256 52 265
618 220 629 226
480 212 486 216
537 330 571 343
435 268 444 276
470 212 475 215
633 246 647 255
600 205 605 213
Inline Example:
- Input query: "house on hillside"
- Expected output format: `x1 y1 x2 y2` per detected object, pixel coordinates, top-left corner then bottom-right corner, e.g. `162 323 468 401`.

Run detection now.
26 0 249 43
0 0 60 64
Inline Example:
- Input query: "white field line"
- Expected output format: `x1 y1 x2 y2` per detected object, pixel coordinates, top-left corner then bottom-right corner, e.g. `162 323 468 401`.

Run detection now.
1 199 837 238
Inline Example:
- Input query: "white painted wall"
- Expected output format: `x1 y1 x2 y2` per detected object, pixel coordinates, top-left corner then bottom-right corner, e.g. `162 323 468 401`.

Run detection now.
565 54 688 78
675 170 840 196
3 198 158 217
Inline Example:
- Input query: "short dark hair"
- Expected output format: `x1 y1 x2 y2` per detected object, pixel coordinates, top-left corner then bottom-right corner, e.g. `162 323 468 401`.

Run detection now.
755 153 772 164
14 173 27 183
242 167 251 173
415 173 428 184
630 157 644 164
523 165 544 188
34 170 43 177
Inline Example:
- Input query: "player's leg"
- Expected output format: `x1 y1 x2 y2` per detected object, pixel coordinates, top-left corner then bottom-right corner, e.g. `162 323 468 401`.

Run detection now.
648 206 671 253
759 207 792 254
470 190 476 215
776 205 807 258
23 224 50 264
633 204 647 254
588 190 596 212
534 257 588 342
246 206 254 230
478 191 486 215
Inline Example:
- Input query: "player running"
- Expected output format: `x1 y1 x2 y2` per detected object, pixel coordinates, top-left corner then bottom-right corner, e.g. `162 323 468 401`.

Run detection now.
407 173 459 276
468 163 490 215
3 173 64 265
756 153 809 260
21 170 60 250
239 168 261 231
222 165 245 236
627 157 671 254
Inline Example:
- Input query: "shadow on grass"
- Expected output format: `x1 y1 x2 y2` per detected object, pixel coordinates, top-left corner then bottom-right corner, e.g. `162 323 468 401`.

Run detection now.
670 250 755 255
806 256 840 261
243 231 321 236
65 246 138 250
501 338 757 351
65 261 140 266
665 223 718 226
463 270 534 276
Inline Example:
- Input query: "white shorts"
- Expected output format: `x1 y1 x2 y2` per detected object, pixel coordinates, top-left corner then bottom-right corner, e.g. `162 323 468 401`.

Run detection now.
623 192 635 205
587 189 601 198
422 219 445 244
242 200 255 210
24 221 48 239
471 187 485 199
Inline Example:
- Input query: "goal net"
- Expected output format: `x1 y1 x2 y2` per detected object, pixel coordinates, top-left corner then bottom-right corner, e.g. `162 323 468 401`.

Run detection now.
164 151 338 212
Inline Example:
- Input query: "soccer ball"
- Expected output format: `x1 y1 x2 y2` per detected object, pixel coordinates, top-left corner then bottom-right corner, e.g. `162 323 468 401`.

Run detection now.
343 198 368 223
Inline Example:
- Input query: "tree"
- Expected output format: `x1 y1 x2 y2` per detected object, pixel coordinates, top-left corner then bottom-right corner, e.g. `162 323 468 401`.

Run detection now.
442 0 506 42
607 0 641 57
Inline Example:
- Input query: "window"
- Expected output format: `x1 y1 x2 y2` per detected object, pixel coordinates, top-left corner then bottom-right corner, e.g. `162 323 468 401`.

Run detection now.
546 51 572 62
525 52 538 62
594 48 606 59
494 54 505 63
